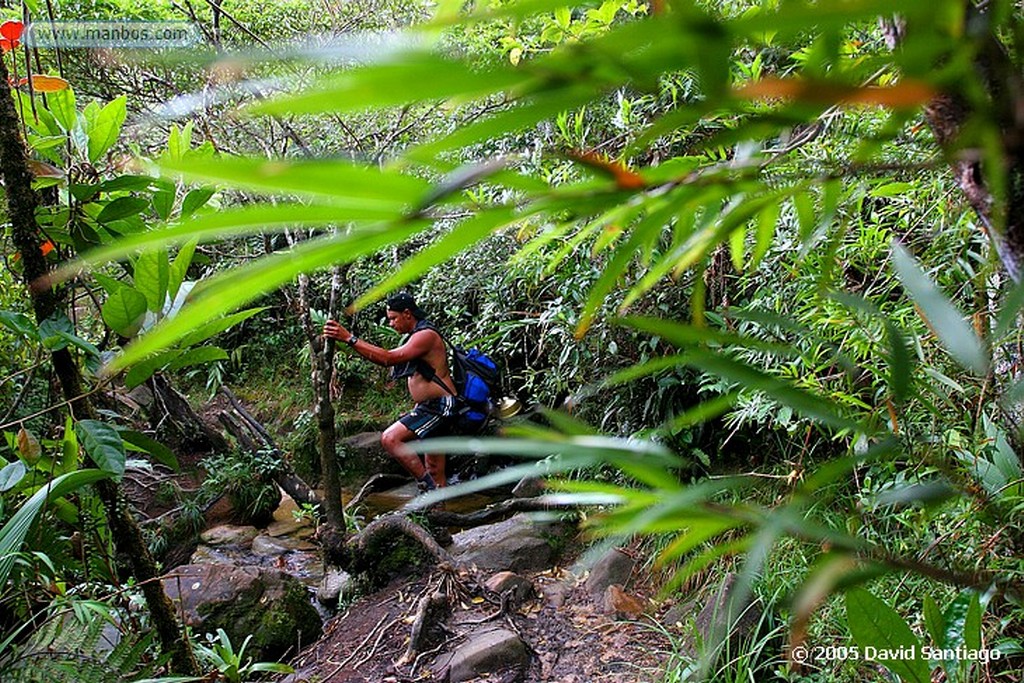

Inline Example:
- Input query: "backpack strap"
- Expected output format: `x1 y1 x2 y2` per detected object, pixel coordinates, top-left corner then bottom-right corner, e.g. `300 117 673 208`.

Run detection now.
409 319 457 397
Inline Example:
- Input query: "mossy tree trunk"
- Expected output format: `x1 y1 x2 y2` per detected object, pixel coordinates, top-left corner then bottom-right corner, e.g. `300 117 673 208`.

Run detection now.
0 58 199 677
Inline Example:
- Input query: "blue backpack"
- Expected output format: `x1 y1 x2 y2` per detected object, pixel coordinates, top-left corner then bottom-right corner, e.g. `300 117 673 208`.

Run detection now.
413 321 501 434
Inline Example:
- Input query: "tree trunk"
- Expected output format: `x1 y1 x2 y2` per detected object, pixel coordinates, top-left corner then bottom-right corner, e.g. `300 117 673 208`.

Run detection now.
0 56 199 676
149 373 230 452
884 8 1024 281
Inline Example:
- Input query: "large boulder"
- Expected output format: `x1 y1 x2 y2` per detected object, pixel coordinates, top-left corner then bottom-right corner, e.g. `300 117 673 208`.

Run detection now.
162 563 321 660
449 513 574 573
439 627 529 682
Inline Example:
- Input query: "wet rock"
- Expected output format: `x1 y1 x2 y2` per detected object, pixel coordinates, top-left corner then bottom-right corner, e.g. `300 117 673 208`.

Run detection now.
694 573 763 649
603 585 646 619
316 567 353 608
200 524 259 547
252 534 314 556
189 545 239 565
512 476 544 498
162 563 321 660
440 627 528 682
265 517 309 538
585 548 634 595
449 513 572 572
484 571 535 607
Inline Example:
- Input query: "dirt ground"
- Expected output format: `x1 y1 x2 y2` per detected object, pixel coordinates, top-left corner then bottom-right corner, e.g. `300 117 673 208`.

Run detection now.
278 561 674 683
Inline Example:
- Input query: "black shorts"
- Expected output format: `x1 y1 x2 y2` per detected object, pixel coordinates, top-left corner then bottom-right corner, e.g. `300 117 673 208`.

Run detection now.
399 397 457 439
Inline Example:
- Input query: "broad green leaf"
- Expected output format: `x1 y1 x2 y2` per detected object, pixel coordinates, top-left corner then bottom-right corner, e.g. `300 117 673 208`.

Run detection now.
124 349 184 389
994 275 1024 338
152 188 176 220
0 310 39 341
846 588 930 683
62 415 80 473
101 287 148 337
751 202 779 269
176 308 264 348
76 420 126 478
84 95 127 163
168 240 197 303
119 430 178 470
100 175 158 193
0 461 27 492
156 156 431 205
0 469 112 587
46 88 78 133
134 250 170 313
943 590 981 652
39 313 76 351
57 204 401 279
97 196 149 224
181 187 215 217
352 206 520 311
250 53 525 116
165 346 228 371
893 244 989 375
92 272 126 295
922 594 944 647
106 220 431 371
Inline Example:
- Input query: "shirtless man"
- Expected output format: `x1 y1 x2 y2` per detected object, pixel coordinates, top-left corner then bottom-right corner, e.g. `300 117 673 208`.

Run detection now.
322 292 456 490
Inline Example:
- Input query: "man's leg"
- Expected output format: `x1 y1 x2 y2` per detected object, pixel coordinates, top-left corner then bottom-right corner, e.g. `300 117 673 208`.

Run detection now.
424 454 446 488
381 421 439 489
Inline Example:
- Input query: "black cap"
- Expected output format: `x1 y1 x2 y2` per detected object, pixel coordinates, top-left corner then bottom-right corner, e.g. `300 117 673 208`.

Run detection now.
386 291 426 319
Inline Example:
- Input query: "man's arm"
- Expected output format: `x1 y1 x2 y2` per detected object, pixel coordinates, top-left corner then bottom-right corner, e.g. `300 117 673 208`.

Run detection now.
323 320 432 366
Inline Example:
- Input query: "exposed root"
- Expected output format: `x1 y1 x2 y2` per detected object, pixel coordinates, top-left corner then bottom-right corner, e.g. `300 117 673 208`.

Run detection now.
397 589 451 666
349 513 456 570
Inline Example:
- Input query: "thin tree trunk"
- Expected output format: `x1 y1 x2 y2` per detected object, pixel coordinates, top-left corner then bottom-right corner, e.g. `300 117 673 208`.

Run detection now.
0 57 199 677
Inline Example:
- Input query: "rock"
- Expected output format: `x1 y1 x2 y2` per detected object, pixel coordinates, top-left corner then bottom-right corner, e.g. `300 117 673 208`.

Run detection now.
511 476 544 498
449 513 572 573
440 627 528 682
693 572 763 649
585 548 634 595
662 599 696 629
265 517 308 538
540 581 571 608
484 571 535 607
603 584 646 619
189 545 239 565
252 534 314 556
200 524 259 547
316 567 353 608
162 563 321 660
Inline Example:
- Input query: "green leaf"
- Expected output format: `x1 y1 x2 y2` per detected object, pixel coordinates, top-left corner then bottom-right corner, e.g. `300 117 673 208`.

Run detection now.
0 310 39 341
124 349 184 388
84 95 127 163
943 590 981 652
249 53 525 117
176 308 264 348
845 588 930 683
168 240 197 303
46 88 78 133
0 469 112 587
152 188 176 220
97 196 149 223
0 461 27 492
106 221 430 371
181 187 215 217
76 420 126 479
893 244 989 375
922 594 944 647
134 250 170 313
101 287 148 337
166 345 228 371
39 313 76 350
119 430 178 470
156 155 431 207
56 204 403 282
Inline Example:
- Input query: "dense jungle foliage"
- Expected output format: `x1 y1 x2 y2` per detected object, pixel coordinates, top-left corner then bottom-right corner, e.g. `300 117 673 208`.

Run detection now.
1 0 1023 681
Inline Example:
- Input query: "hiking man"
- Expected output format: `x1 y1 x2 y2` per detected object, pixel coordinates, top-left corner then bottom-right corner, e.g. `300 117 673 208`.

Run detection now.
322 292 455 491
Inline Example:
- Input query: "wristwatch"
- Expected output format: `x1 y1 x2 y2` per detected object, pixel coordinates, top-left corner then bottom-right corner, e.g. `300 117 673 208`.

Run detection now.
345 335 359 347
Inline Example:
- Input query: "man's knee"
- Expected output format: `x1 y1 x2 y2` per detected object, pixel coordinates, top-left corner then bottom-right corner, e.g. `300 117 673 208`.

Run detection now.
381 424 409 457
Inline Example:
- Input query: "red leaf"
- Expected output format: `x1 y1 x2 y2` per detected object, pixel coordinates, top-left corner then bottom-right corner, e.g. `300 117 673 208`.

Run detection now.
569 150 647 190
0 21 23 42
0 37 20 53
19 75 70 92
